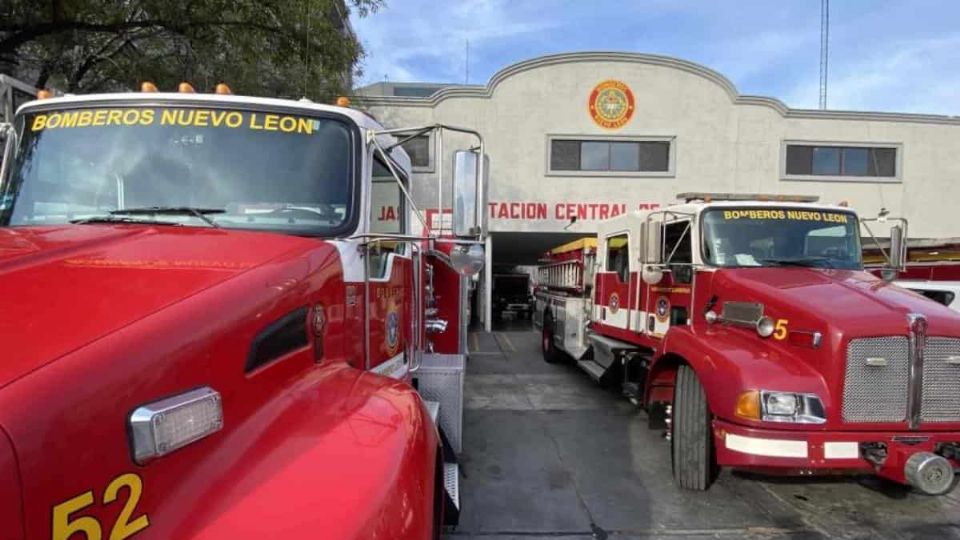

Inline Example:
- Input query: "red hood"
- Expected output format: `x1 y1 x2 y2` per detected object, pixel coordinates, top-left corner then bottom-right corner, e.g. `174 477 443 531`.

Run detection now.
713 267 960 338
0 225 317 388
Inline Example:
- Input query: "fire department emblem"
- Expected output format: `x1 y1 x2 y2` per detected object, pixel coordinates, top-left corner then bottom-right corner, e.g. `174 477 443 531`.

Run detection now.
655 296 670 323
588 80 635 129
385 304 401 355
609 292 620 314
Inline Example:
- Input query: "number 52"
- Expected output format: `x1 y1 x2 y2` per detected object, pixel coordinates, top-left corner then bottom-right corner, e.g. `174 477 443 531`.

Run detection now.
52 473 150 540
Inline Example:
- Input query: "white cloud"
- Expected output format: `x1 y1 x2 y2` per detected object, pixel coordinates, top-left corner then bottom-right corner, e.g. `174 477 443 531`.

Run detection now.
782 34 960 114
351 0 556 86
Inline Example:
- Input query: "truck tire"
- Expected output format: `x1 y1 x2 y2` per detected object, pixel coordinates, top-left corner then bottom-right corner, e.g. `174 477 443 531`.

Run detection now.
671 364 715 490
541 312 561 364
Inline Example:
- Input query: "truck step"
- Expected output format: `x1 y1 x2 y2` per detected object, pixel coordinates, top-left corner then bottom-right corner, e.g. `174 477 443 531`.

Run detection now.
443 461 461 527
577 359 608 382
444 462 460 509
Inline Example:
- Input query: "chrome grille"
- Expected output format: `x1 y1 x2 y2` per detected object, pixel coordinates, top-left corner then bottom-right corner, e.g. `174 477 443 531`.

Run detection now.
843 337 909 422
921 337 960 422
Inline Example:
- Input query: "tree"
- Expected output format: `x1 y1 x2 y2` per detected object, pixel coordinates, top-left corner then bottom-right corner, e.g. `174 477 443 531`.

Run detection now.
0 0 382 100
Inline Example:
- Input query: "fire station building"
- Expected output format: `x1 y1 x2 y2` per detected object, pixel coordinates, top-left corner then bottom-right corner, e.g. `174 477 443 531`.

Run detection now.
356 52 960 268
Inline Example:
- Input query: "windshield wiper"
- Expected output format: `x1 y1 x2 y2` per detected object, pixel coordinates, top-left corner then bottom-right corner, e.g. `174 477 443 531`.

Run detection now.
759 257 834 269
69 215 184 226
109 206 225 228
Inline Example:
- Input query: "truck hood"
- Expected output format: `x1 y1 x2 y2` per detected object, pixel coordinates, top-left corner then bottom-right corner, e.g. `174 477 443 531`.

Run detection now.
712 267 960 338
0 225 314 388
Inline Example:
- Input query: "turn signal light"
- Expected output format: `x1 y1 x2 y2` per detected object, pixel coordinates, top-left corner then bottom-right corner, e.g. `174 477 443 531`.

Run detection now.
214 83 232 95
140 81 158 92
128 387 223 464
178 82 196 93
735 390 761 420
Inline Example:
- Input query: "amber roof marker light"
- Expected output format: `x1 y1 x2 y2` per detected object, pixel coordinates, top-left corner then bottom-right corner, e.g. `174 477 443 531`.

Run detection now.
140 81 159 93
178 82 196 93
214 83 232 95
36 89 54 99
336 96 351 107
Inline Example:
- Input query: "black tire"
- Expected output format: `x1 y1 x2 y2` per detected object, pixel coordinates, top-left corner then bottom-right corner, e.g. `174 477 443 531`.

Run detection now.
671 364 715 490
541 312 561 364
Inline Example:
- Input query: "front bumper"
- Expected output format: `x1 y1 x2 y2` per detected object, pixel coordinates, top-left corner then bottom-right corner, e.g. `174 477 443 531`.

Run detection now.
714 419 960 479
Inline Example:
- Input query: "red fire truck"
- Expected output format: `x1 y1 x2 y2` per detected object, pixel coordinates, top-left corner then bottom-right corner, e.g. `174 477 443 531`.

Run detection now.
0 81 487 538
536 193 960 495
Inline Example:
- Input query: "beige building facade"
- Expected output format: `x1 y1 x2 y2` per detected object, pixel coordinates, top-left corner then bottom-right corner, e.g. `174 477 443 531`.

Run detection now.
357 52 960 265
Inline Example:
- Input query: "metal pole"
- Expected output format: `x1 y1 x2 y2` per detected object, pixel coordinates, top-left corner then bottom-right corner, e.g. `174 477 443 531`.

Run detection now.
484 235 493 332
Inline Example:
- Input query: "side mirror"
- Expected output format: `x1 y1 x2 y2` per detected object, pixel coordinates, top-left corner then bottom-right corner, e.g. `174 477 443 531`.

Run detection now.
882 224 906 281
889 225 905 270
450 243 485 276
452 150 488 238
641 265 664 285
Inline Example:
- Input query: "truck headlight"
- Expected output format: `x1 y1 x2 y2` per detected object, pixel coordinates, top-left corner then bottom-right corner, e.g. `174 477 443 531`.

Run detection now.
736 390 826 424
764 392 799 416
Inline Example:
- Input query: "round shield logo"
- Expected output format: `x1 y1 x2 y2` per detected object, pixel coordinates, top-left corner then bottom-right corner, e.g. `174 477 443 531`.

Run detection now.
589 80 635 129
386 306 400 355
656 296 670 323
609 292 621 314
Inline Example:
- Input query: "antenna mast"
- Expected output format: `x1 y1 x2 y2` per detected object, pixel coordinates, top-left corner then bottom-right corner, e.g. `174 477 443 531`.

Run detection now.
465 39 470 84
819 0 830 109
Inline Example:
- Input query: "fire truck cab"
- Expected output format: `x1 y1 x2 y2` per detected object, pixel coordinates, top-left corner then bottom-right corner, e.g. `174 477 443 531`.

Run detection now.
0 83 486 539
539 193 960 495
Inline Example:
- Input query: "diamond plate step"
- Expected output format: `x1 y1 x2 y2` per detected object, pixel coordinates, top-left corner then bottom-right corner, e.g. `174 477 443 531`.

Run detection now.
577 359 607 382
443 462 459 510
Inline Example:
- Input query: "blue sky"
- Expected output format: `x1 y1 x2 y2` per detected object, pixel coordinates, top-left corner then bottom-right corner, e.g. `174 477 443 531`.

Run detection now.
351 0 960 114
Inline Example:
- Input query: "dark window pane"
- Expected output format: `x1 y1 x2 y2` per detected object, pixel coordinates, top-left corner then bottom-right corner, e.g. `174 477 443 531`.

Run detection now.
812 147 840 175
786 145 813 175
842 147 869 176
639 141 670 171
610 142 640 171
551 140 580 171
581 141 610 171
606 234 629 282
401 136 430 168
871 148 897 177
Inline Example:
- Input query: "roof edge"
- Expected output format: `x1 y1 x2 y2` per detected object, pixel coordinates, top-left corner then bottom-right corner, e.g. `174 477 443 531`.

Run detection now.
353 51 960 125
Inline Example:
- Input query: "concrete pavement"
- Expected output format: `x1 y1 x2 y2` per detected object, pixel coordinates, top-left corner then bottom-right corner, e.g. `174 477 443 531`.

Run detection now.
446 329 960 540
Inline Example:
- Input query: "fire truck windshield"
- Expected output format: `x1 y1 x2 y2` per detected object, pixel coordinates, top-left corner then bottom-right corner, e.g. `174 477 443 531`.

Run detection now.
0 106 357 236
701 207 861 269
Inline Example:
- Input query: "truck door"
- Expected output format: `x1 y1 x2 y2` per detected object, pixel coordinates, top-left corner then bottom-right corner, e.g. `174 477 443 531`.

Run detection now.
644 217 693 337
595 232 632 332
366 155 413 379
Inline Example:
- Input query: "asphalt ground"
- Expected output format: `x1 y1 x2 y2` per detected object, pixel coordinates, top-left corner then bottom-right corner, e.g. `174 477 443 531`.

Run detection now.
445 326 960 540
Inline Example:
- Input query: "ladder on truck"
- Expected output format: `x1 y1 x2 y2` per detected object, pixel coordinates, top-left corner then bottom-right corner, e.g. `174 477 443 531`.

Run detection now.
537 237 597 293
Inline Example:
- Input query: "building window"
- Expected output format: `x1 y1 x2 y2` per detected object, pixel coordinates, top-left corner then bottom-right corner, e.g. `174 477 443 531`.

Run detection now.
784 144 898 180
549 137 672 175
400 135 431 170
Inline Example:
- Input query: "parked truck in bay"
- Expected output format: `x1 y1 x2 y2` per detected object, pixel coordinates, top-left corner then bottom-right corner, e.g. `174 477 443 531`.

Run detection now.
536 193 960 495
0 78 488 539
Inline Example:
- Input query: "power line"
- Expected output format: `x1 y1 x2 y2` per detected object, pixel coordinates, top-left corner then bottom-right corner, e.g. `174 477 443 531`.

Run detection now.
819 0 829 109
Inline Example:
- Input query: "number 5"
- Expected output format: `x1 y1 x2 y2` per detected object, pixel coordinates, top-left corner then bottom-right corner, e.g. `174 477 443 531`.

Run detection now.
52 491 102 540
773 319 789 340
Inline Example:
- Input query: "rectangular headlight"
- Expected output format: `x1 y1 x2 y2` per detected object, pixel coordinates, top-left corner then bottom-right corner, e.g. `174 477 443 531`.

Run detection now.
760 391 826 424
129 387 223 464
764 392 800 416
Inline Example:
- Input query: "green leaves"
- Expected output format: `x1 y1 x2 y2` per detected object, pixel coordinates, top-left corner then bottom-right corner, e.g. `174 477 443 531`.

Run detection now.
0 0 382 99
